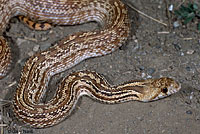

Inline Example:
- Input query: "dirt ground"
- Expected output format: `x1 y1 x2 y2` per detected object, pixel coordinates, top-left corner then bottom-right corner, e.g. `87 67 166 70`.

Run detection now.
0 0 200 134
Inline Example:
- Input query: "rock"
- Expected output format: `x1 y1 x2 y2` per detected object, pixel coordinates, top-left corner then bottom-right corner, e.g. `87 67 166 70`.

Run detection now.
173 21 180 28
147 68 156 75
186 110 192 115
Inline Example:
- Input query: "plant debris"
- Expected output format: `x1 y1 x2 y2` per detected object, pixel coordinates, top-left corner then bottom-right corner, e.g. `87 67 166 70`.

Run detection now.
174 2 200 31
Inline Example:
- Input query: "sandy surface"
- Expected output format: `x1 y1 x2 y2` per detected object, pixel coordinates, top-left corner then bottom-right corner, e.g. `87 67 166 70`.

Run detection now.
0 0 200 134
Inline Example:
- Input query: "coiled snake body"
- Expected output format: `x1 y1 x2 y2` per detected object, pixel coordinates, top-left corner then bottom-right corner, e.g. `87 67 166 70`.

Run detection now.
0 0 181 128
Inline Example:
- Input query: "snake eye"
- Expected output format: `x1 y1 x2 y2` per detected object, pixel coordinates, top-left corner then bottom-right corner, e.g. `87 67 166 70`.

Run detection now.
161 88 168 93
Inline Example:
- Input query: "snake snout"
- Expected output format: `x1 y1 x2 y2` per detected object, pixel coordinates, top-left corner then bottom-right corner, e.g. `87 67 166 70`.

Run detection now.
168 81 181 95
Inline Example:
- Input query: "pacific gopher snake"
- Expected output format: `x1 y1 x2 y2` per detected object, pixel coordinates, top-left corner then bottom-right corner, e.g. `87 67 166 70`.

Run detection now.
0 0 181 128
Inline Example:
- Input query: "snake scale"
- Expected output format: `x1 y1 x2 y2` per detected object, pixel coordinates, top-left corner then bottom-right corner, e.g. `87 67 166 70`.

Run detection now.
0 0 181 128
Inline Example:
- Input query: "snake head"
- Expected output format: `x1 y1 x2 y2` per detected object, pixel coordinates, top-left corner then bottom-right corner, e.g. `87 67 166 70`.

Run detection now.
141 77 181 102
150 77 181 101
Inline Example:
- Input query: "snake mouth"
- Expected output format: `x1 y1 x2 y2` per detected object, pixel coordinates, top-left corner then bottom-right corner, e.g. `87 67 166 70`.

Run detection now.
169 82 181 95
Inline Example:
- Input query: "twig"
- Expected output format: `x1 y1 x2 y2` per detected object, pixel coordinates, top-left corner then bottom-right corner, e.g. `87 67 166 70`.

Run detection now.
8 81 17 88
157 31 170 34
164 0 172 29
0 100 12 106
0 124 7 127
177 0 186 9
1 125 4 134
126 2 168 27
183 37 193 40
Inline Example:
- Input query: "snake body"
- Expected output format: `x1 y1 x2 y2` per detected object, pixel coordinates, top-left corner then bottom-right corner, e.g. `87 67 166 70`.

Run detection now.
0 0 181 128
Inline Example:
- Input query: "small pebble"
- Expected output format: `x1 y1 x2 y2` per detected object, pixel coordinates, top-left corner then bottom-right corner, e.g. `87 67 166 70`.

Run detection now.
189 92 193 100
16 38 27 46
173 21 180 28
147 75 152 78
33 45 40 52
186 110 193 115
196 115 200 121
136 116 143 121
173 43 181 51
155 44 161 49
49 30 53 34
141 72 146 78
134 39 138 43
186 50 195 55
28 51 34 57
139 66 145 71
147 68 156 75
185 66 191 71
168 4 174 11
132 35 136 40
180 52 184 56
41 36 48 41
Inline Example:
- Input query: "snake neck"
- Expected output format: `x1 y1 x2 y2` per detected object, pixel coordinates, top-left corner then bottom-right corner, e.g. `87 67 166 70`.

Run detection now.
61 71 145 103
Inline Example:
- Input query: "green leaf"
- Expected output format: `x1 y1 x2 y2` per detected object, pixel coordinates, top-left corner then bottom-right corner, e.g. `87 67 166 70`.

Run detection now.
193 3 198 10
180 5 189 12
174 10 181 16
197 11 200 17
181 11 189 18
184 12 195 24
187 3 195 12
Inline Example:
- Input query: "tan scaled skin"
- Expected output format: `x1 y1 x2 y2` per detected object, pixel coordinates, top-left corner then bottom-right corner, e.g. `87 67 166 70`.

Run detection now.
14 71 181 128
18 15 52 30
0 0 181 128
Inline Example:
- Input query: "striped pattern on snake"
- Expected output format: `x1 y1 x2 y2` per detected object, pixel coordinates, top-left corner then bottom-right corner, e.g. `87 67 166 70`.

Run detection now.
0 0 181 128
